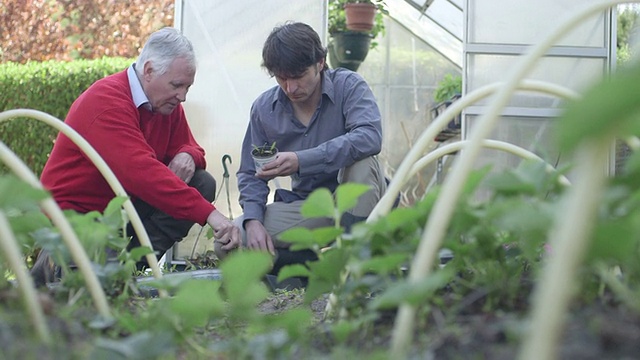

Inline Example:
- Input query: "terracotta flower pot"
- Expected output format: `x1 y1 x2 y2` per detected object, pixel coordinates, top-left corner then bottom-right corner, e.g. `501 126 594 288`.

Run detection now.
344 3 377 32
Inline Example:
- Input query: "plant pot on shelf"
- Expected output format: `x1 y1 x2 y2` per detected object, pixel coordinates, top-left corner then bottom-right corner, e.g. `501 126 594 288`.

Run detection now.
328 31 373 72
344 3 377 31
251 145 278 172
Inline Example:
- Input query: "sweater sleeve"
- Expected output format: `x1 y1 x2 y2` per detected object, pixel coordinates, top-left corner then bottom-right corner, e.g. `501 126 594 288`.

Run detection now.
80 104 214 225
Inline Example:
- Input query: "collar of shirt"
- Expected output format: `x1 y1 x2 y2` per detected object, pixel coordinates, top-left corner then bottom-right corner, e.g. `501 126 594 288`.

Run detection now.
127 64 152 111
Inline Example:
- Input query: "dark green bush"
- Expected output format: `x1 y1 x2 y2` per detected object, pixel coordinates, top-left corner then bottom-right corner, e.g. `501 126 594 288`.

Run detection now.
0 57 134 176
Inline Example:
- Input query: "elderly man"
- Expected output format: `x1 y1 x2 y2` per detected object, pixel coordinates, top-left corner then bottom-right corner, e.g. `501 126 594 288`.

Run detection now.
37 27 240 276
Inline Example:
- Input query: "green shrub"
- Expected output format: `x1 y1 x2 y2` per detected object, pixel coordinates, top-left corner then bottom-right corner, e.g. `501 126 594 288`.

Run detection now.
0 57 134 176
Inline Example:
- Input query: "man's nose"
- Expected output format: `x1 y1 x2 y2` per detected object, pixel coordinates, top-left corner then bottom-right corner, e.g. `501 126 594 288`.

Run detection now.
177 88 188 102
285 80 297 93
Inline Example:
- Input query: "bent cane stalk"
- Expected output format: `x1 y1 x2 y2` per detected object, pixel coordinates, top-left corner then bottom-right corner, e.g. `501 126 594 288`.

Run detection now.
406 139 571 189
369 80 578 221
0 211 52 343
325 141 572 319
389 2 622 355
518 140 610 360
0 109 167 298
324 80 579 320
0 140 112 319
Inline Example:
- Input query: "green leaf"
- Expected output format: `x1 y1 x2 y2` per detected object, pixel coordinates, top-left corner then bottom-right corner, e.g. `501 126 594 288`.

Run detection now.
103 196 128 217
556 61 640 153
92 331 175 360
220 251 271 318
170 279 224 328
331 321 357 343
254 308 313 338
128 246 154 262
369 267 454 309
586 218 638 265
279 227 315 247
304 248 350 303
622 150 640 176
280 226 342 251
335 183 370 214
353 253 408 276
277 264 311 283
8 211 53 241
300 188 335 218
487 170 537 195
462 166 491 197
0 176 49 210
304 277 334 304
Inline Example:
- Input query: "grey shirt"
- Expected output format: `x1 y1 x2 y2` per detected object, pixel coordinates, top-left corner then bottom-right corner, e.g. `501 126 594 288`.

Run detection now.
237 68 383 224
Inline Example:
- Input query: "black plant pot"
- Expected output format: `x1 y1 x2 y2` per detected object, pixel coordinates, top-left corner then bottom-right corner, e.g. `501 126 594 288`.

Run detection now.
328 31 373 72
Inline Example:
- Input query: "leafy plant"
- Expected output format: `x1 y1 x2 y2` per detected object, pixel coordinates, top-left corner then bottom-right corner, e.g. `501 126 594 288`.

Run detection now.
433 73 462 103
328 0 388 49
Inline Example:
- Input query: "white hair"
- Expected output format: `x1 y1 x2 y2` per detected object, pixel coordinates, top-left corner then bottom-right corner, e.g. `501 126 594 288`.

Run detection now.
135 27 196 77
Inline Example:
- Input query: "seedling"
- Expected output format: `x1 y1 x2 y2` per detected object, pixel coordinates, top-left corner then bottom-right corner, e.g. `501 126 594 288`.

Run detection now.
251 141 278 157
251 142 278 172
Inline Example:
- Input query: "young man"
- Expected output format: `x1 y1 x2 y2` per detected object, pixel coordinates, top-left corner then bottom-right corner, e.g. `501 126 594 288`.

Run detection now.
220 22 387 275
38 27 240 275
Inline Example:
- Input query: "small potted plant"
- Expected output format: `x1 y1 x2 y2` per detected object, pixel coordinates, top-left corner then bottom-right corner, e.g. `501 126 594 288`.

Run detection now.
251 141 278 172
431 74 462 142
328 0 388 71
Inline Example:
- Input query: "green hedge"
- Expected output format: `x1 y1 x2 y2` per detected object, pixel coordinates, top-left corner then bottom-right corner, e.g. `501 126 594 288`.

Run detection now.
0 57 134 176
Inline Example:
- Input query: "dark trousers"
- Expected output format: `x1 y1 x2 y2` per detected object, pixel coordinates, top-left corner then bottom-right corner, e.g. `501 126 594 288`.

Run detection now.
126 169 216 268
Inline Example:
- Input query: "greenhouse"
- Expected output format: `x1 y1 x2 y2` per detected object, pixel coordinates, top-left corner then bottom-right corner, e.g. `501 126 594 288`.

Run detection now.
0 0 639 358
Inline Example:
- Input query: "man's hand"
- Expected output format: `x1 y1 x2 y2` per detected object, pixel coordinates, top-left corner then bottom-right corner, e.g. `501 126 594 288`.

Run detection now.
244 219 275 255
207 210 241 251
256 151 299 179
168 152 196 183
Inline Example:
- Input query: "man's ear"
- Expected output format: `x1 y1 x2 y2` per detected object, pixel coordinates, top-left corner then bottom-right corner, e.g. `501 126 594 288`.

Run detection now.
142 61 154 81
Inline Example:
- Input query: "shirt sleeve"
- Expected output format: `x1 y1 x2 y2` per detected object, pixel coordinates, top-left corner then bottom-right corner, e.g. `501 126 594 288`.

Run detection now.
236 103 272 224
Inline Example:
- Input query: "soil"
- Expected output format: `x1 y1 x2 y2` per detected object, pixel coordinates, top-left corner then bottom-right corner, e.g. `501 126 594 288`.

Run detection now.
2 285 639 359
258 289 640 359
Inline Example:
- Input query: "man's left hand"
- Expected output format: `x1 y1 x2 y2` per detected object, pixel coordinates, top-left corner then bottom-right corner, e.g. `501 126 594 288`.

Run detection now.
168 152 196 183
256 151 299 178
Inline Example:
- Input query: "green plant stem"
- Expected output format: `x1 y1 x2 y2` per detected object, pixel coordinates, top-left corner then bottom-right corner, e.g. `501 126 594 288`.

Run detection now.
595 263 640 313
0 109 167 297
389 1 622 354
519 139 609 360
370 80 578 222
0 139 113 319
323 269 349 320
0 211 51 344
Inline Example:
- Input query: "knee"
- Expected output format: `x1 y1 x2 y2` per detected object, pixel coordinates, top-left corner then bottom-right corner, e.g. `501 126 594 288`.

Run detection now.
340 156 382 185
190 169 216 202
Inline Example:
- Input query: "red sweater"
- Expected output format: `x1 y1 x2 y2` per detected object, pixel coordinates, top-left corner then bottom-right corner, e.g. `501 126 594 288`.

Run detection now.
41 70 215 225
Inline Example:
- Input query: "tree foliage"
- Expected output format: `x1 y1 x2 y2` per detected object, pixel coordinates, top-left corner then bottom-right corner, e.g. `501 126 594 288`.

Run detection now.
618 7 640 49
0 0 174 63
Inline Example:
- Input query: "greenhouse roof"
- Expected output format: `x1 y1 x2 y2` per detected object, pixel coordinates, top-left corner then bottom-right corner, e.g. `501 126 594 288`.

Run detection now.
390 0 463 67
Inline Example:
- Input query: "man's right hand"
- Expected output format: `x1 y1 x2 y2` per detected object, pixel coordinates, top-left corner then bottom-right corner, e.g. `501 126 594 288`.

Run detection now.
207 209 241 251
244 219 275 256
